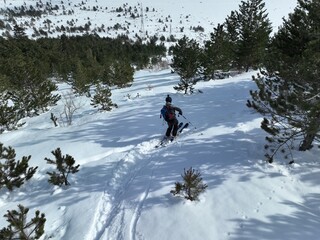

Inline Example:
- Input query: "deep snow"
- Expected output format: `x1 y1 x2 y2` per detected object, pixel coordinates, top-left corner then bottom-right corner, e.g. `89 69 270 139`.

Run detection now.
0 69 320 240
1 1 320 240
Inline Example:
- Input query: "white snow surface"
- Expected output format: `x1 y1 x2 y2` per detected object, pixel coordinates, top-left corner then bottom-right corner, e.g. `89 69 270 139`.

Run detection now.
0 0 297 40
1 1 320 240
0 69 320 240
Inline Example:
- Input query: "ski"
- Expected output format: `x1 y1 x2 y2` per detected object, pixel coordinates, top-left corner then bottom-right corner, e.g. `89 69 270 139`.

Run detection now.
178 122 189 133
155 122 189 148
177 122 184 130
155 122 183 148
155 135 171 148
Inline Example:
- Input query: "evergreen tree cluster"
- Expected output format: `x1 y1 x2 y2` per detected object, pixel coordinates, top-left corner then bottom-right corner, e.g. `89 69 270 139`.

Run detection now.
0 141 81 238
0 144 80 238
168 0 320 163
0 34 165 91
0 34 165 132
0 143 80 191
171 0 272 94
0 35 61 132
247 0 320 162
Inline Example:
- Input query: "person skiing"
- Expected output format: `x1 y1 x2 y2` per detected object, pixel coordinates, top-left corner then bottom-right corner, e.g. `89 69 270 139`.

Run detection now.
160 95 183 140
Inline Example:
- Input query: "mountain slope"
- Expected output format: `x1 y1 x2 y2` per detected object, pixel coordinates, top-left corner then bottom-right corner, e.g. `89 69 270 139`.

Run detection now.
0 0 296 41
0 69 319 240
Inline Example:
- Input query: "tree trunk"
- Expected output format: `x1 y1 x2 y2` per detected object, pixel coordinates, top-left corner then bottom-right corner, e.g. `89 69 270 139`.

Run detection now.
300 115 320 151
299 133 315 151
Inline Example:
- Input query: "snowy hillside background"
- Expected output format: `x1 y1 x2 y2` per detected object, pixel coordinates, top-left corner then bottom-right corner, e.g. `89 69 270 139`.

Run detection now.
1 0 320 240
1 0 297 41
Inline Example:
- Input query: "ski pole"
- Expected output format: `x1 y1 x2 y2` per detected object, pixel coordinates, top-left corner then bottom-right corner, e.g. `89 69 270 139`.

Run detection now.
180 114 197 129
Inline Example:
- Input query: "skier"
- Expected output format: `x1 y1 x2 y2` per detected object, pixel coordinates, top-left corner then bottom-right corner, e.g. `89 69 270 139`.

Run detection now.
160 95 183 140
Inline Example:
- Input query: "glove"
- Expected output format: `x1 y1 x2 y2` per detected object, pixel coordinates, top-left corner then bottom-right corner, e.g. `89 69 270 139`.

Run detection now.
179 111 183 115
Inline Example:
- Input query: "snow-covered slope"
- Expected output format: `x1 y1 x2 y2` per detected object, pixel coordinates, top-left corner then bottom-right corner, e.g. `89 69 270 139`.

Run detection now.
2 1 319 240
0 69 320 240
0 0 297 41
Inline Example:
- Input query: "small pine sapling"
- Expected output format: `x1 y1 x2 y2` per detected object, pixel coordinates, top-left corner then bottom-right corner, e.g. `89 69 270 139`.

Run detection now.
45 148 80 186
90 84 115 111
0 143 38 191
0 204 46 239
171 167 208 201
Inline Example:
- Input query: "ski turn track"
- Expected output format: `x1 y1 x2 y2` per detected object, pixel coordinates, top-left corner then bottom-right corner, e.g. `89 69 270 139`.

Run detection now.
85 138 164 240
129 173 153 240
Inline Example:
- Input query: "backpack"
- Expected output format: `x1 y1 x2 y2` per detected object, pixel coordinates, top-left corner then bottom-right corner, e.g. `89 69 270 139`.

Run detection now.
161 105 175 121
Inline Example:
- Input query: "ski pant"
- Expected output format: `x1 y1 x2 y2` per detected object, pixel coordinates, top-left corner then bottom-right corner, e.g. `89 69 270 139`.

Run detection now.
166 119 179 137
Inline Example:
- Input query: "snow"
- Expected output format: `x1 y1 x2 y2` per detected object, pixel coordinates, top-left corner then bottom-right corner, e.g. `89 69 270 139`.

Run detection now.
1 69 320 240
0 0 297 40
1 1 320 240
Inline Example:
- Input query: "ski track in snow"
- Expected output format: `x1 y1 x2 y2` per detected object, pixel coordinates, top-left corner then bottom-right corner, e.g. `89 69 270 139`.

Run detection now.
86 137 163 240
86 127 196 240
129 174 152 240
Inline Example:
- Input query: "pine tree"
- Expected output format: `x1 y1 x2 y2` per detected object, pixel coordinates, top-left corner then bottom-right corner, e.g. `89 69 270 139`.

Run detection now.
247 0 320 162
100 60 134 88
171 167 208 201
0 204 46 239
224 10 240 70
113 60 134 88
225 0 272 71
0 143 37 191
3 54 60 118
13 24 27 38
45 148 80 186
31 80 61 113
171 36 201 94
71 60 91 96
202 23 234 79
91 83 115 111
100 62 114 86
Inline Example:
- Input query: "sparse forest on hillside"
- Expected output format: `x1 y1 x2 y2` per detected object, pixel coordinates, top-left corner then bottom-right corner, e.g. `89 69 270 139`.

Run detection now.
0 34 166 132
247 0 320 162
1 0 319 162
0 1 319 240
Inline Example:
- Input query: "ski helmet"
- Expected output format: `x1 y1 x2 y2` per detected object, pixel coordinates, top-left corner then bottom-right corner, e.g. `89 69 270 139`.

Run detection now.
165 95 172 103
